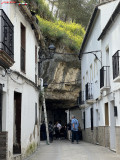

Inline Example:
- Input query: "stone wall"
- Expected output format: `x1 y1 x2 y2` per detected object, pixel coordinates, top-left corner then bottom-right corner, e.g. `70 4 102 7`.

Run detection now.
116 126 120 154
98 126 110 147
82 127 98 144
0 132 8 160
82 126 110 147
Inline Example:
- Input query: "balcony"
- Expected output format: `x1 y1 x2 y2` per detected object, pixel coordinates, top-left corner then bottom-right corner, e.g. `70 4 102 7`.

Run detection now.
100 66 110 91
113 50 120 82
0 9 14 69
79 91 87 108
85 83 95 104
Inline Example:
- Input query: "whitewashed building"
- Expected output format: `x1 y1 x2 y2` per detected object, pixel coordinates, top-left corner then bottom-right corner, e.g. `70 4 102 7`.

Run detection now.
79 0 120 152
0 1 41 160
98 1 120 153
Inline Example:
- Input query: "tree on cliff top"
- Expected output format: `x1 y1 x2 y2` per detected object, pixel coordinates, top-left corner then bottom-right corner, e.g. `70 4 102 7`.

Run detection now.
48 0 98 28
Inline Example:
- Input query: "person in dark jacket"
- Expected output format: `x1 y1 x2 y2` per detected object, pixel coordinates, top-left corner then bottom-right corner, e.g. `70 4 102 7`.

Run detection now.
40 121 46 140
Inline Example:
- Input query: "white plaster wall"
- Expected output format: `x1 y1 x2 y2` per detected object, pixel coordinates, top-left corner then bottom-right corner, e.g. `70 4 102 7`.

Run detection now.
6 74 39 158
1 3 39 83
100 13 120 126
81 13 101 101
80 1 119 129
0 3 40 159
99 0 119 30
81 13 101 129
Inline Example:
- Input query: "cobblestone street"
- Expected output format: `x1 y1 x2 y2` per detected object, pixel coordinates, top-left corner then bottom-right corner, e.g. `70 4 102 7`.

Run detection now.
25 140 120 160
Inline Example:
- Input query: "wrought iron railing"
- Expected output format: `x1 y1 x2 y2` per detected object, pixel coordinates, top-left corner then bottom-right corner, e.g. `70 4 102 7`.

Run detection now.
100 66 110 88
0 9 14 59
112 50 120 79
85 83 93 100
79 91 85 105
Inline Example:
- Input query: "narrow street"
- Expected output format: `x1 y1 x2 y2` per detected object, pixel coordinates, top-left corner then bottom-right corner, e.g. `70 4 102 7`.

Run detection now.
25 140 120 160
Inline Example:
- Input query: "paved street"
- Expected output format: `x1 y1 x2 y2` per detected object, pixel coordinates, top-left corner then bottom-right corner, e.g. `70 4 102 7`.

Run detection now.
25 140 120 160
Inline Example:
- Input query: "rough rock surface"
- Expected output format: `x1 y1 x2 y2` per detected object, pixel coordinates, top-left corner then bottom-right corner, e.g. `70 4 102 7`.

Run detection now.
40 48 81 109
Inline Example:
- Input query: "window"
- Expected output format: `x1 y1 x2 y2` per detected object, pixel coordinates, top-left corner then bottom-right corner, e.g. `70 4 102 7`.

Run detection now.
86 71 88 83
90 64 93 81
35 46 37 64
106 46 109 66
35 103 37 125
35 75 37 84
83 76 85 90
35 46 37 84
83 111 85 130
21 23 26 72
94 60 97 78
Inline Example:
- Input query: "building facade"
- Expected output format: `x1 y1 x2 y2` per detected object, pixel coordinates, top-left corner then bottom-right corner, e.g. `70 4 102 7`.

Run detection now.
79 0 120 153
98 1 120 153
0 1 41 160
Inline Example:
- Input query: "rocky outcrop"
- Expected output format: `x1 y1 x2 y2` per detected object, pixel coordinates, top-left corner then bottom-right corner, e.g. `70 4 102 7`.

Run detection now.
40 49 81 109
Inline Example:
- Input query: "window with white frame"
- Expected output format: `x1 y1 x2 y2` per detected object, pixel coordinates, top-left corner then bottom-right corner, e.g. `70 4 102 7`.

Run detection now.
90 64 93 82
86 71 88 83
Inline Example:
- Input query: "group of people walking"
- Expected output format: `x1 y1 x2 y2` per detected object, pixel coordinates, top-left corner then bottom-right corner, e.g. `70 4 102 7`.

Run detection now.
40 115 82 144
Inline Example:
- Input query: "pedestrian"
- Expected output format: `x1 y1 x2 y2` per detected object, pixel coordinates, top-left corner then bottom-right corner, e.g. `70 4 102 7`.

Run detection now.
67 120 71 141
56 121 62 139
48 121 54 143
40 121 46 140
71 116 79 144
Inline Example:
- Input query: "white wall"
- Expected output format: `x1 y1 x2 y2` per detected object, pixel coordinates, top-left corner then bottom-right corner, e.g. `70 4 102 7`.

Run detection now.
1 2 39 83
80 1 119 129
0 3 40 159
6 74 39 158
101 13 120 126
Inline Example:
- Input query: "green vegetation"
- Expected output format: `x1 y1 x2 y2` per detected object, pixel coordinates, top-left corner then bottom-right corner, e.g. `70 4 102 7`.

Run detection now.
37 16 85 52
25 0 86 52
26 142 37 156
25 0 54 20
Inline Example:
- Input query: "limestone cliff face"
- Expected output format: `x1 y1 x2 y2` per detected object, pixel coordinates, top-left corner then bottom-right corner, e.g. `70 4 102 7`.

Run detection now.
40 49 81 109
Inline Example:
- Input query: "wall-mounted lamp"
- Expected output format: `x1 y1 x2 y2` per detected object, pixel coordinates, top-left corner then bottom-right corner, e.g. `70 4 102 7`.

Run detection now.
78 50 102 65
39 44 56 63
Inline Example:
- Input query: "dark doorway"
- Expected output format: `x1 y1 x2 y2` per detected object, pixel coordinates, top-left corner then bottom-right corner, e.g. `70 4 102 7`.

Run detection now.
105 102 109 126
83 111 85 130
91 108 93 130
13 92 21 154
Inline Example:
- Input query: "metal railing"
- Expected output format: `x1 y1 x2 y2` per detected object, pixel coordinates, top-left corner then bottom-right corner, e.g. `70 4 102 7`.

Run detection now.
100 66 110 88
85 83 93 100
0 9 14 59
79 91 85 105
112 50 120 79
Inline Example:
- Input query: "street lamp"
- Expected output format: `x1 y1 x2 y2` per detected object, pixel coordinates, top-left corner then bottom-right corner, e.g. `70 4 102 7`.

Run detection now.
48 44 56 59
39 44 56 63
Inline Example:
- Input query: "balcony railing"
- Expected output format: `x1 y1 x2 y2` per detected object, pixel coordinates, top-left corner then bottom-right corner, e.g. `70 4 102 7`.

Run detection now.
112 50 120 81
86 83 93 100
79 91 85 105
0 9 14 68
85 83 95 104
100 66 110 90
